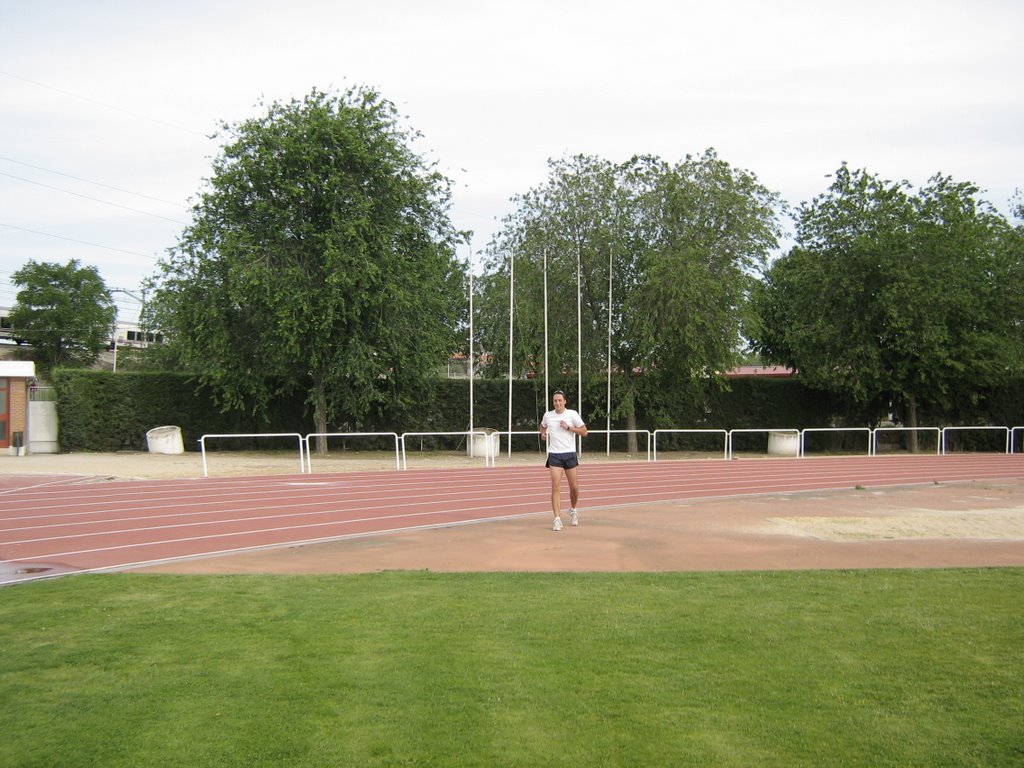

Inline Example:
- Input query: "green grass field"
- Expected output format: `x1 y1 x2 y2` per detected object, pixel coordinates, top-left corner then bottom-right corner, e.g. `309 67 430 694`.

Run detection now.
2 569 1022 767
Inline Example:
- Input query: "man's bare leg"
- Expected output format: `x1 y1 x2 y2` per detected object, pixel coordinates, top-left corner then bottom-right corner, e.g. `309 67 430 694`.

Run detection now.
549 466 563 521
566 467 580 509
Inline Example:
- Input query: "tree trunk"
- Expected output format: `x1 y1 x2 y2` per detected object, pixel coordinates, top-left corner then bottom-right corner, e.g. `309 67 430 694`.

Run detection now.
313 378 329 456
626 409 638 454
906 394 919 453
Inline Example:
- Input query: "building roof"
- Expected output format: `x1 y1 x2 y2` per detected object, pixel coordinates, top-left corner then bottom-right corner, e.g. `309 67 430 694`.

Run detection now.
0 361 36 378
724 365 794 378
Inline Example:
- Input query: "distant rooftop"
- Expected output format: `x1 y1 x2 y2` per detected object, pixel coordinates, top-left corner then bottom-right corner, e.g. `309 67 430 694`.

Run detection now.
724 365 794 378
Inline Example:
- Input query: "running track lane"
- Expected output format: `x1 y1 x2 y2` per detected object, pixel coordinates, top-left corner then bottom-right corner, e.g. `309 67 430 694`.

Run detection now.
1 454 1022 584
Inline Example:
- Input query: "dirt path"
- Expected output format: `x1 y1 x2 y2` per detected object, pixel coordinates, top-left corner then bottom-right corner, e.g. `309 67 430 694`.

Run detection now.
132 479 1024 574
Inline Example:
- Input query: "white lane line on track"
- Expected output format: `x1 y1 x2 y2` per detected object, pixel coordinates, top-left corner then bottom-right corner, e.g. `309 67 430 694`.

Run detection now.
0 463 977 529
7 467 1021 553
6 453 1018 504
0 511 548 585
5 501 558 561
0 491 552 545
18 472 896 566
3 452 1019 504
0 475 99 496
2 458 1022 531
4 456 1019 548
0 469 877 546
0 478 555 525
0 468 553 512
15 470 1022 576
9 468 794 544
4 458 1023 582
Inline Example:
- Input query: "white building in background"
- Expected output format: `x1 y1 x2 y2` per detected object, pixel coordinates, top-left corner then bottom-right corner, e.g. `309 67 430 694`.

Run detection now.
0 307 163 350
1 307 164 371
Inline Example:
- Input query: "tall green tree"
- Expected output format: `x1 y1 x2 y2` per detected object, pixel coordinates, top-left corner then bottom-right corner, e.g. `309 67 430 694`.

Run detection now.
476 150 782 443
9 259 116 373
148 88 465 446
750 165 1023 435
1010 191 1024 374
476 155 625 384
626 152 782 423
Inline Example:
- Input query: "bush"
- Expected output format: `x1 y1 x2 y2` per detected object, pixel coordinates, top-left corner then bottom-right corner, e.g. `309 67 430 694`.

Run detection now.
50 369 1024 452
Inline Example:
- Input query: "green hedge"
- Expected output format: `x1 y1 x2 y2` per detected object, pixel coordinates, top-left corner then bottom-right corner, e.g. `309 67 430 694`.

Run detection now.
50 369 1024 453
51 371 306 452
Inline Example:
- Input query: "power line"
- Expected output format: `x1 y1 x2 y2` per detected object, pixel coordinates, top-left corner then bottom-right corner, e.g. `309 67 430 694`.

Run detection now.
2 271 151 305
0 170 188 225
0 70 208 138
0 222 161 260
0 154 190 209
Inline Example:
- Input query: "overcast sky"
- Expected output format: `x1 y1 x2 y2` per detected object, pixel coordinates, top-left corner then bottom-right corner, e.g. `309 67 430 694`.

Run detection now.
2 0 1021 323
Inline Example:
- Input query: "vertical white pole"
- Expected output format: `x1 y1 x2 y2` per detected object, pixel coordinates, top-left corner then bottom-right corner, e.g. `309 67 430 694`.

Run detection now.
577 241 582 454
468 250 474 457
507 248 514 458
543 247 549 408
607 244 612 456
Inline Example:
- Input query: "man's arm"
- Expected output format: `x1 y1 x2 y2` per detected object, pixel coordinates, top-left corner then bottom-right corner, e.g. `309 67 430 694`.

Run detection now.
560 414 588 437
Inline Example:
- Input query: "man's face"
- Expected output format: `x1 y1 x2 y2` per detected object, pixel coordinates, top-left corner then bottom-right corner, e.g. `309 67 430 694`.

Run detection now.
552 393 566 412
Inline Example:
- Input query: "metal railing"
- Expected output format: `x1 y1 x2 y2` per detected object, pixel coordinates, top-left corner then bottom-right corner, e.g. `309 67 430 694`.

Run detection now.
581 429 652 461
496 430 545 459
199 432 305 477
940 426 1010 455
872 427 941 456
196 422 1023 476
399 430 499 469
1013 427 1024 454
727 428 799 460
28 385 56 401
799 427 873 457
653 429 729 461
303 432 400 473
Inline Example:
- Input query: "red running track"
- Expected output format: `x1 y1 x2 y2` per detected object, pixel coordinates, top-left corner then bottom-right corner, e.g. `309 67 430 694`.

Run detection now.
2 454 1022 584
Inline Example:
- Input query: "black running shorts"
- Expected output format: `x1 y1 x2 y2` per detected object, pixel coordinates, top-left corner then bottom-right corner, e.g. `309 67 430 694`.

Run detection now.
545 452 579 470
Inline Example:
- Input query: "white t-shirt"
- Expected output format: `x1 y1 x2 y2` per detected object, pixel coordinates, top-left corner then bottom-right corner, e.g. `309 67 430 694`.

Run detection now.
541 408 585 454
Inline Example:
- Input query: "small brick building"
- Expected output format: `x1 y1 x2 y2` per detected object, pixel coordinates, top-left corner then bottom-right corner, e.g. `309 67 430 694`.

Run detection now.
0 361 35 453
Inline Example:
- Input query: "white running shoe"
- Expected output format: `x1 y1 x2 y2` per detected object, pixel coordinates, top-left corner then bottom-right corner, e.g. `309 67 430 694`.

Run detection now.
570 509 579 526
553 516 563 531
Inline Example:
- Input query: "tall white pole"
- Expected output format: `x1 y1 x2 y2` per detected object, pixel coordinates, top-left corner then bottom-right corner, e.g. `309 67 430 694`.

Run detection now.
607 245 613 455
468 250 474 457
577 241 582 454
543 247 549 408
507 248 514 458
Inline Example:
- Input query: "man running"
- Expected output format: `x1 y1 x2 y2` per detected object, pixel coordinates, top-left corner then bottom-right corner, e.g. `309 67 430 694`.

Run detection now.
539 389 588 531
